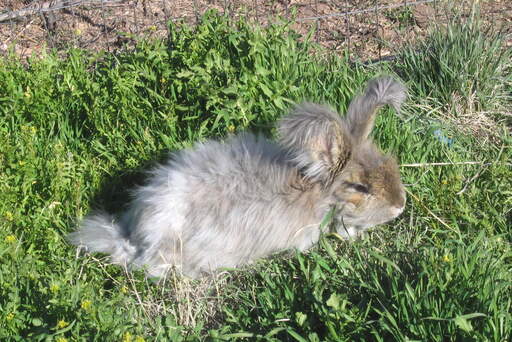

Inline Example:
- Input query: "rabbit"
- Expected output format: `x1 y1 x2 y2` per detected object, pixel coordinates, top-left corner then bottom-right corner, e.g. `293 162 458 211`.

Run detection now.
68 76 407 279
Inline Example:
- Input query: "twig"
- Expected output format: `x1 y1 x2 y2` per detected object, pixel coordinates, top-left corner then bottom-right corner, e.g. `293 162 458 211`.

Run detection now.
456 143 507 195
0 0 125 23
3 18 36 45
456 163 489 195
403 168 431 187
296 0 437 22
400 161 507 167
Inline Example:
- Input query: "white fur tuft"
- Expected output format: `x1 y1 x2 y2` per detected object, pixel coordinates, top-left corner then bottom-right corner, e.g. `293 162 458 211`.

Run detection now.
68 212 136 266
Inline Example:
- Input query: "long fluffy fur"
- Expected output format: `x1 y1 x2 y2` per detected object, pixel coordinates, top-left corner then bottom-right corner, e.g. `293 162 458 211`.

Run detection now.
346 76 407 140
277 103 352 183
68 212 136 265
69 76 407 279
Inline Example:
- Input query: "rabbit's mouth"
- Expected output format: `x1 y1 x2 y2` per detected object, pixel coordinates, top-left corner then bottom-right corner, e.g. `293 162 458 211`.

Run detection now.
336 224 369 238
337 210 401 233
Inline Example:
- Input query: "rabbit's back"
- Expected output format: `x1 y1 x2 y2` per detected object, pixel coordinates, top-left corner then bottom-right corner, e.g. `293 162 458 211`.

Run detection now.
127 133 323 277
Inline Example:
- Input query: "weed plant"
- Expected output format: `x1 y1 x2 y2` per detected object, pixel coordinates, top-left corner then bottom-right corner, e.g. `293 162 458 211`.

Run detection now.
0 11 511 341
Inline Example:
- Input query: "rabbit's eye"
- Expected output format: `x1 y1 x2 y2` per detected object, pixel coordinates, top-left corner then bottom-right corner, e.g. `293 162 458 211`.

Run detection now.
349 183 370 194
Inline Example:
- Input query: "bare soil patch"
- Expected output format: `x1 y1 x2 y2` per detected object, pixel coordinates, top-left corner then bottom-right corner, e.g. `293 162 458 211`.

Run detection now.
1 0 511 60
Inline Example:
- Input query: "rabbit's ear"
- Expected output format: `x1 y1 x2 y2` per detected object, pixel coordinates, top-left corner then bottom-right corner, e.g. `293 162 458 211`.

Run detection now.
346 77 406 141
278 103 352 183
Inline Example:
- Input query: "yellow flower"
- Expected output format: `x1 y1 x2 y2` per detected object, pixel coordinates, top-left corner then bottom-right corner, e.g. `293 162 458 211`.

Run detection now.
227 124 236 133
55 337 68 342
56 319 69 329
5 235 16 243
441 179 448 185
124 334 145 342
18 161 26 166
442 254 453 263
6 312 14 321
22 125 37 135
81 299 92 311
121 286 129 294
4 211 13 221
148 25 157 31
50 284 60 294
74 28 82 36
122 332 132 342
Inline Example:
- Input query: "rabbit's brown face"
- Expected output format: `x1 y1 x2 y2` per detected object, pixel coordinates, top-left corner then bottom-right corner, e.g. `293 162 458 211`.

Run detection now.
329 146 406 236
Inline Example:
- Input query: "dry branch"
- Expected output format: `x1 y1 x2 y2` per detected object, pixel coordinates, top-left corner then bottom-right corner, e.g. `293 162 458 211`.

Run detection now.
400 161 502 168
0 0 125 22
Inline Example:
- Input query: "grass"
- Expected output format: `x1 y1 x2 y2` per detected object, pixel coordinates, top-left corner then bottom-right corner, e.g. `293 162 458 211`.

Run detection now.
0 10 511 341
396 8 512 138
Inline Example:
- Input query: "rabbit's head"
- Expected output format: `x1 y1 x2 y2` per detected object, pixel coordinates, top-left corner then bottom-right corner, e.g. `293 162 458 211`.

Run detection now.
328 142 405 234
278 77 406 236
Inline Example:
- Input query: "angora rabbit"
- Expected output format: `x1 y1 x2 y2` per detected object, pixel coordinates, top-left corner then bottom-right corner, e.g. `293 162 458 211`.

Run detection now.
69 76 407 278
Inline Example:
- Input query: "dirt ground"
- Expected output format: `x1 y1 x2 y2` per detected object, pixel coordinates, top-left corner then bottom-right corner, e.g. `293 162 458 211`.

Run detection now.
1 0 511 60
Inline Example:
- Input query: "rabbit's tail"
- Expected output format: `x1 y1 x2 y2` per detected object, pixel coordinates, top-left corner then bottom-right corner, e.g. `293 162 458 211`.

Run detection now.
68 212 136 266
346 76 407 140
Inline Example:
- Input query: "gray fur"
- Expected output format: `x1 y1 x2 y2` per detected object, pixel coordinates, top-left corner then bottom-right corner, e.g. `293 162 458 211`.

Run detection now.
68 212 136 265
346 76 407 141
277 103 352 184
68 77 407 279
